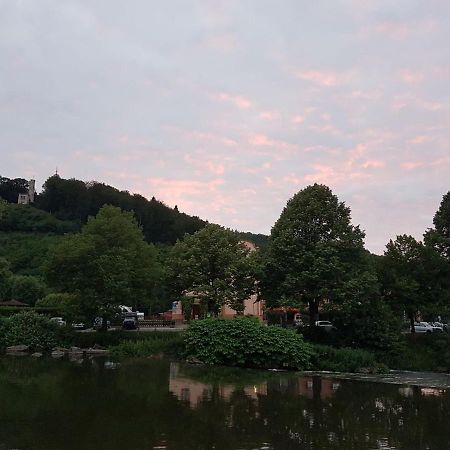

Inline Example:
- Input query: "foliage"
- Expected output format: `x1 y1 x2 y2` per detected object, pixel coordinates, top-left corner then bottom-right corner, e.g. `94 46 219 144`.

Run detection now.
0 257 12 299
331 271 402 351
381 235 446 326
0 176 28 203
9 274 46 306
45 205 162 321
110 334 185 358
35 293 80 322
0 232 64 276
262 184 367 325
0 310 60 350
69 329 181 347
167 224 258 316
236 231 269 248
37 175 206 244
184 317 313 369
0 201 77 233
35 292 75 307
424 191 450 259
310 344 381 373
385 333 450 372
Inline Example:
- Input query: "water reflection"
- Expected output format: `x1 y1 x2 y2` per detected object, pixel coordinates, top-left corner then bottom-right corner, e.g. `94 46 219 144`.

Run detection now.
169 362 340 408
0 357 449 449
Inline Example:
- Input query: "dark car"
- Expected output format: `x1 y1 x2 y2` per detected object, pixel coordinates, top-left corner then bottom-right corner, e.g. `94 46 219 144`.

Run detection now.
122 313 138 330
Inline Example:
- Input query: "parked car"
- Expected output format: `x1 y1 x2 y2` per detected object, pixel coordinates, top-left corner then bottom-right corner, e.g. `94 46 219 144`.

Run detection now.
315 320 334 331
119 305 144 321
430 322 444 332
93 317 111 330
293 313 303 327
413 322 433 333
122 313 138 330
50 317 66 327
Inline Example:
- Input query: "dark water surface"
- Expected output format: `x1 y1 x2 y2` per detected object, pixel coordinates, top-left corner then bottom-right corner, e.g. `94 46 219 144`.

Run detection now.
1 357 450 450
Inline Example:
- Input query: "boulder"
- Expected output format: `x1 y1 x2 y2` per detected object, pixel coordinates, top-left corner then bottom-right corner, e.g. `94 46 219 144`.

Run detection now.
51 350 65 359
31 352 43 358
6 345 29 352
93 344 106 350
85 348 109 355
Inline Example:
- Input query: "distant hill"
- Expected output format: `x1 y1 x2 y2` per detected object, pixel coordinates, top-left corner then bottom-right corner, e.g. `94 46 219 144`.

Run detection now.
237 231 269 248
0 175 268 246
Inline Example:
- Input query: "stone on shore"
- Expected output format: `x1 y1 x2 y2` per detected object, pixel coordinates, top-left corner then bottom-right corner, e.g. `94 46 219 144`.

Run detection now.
6 345 29 352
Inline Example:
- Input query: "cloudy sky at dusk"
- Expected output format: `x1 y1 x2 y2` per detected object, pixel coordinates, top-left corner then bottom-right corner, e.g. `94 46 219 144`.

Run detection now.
1 0 449 253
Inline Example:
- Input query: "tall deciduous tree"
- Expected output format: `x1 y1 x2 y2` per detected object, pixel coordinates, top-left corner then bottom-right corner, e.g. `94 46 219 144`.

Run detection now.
262 184 366 326
424 192 450 259
45 205 161 324
0 177 29 203
9 274 46 306
382 235 445 331
167 224 257 317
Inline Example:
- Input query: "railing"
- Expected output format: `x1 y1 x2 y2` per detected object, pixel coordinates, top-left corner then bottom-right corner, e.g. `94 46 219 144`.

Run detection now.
139 319 175 328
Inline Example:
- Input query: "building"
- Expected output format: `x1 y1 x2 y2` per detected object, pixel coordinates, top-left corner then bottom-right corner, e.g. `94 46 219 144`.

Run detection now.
17 179 36 205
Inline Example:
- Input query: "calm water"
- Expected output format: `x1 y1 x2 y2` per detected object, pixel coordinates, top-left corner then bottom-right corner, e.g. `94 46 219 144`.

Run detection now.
1 357 450 450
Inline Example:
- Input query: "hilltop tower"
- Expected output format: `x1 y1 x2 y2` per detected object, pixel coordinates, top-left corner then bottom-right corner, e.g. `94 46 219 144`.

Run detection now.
17 179 36 205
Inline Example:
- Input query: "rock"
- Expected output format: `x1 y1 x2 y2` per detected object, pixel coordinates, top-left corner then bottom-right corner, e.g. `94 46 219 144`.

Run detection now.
70 346 83 354
31 352 43 358
6 345 29 352
85 348 109 355
51 350 65 359
53 347 70 353
93 344 106 350
186 355 203 365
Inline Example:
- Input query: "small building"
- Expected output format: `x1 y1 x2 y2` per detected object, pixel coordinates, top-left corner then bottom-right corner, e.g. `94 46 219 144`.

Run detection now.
17 179 35 205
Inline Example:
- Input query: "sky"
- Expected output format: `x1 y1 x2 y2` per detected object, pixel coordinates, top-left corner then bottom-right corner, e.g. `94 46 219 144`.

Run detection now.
1 0 449 254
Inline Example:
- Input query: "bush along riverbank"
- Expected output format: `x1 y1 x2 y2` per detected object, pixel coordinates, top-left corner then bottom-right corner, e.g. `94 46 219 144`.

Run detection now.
2 312 450 374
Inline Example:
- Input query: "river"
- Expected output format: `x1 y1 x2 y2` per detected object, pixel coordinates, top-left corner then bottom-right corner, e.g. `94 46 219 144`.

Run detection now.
0 356 449 449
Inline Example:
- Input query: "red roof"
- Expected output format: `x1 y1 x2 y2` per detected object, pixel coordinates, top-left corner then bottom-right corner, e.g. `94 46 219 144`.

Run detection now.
0 299 29 307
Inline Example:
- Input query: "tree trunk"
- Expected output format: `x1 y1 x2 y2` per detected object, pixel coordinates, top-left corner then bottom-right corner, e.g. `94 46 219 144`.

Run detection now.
309 300 319 327
410 314 415 333
100 315 108 332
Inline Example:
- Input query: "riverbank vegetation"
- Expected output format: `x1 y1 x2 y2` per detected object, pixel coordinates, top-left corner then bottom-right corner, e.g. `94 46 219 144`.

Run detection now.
0 174 450 373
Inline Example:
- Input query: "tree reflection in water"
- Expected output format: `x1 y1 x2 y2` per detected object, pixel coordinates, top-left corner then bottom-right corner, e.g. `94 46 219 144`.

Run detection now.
0 357 449 450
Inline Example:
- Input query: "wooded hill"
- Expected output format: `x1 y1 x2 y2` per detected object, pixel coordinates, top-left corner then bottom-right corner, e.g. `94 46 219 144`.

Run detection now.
0 174 268 246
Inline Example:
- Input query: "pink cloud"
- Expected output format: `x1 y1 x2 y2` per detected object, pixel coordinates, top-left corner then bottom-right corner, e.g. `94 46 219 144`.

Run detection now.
409 135 431 145
145 177 224 208
169 127 237 147
212 92 252 109
204 33 238 51
362 160 385 169
244 161 271 174
400 69 424 84
205 161 225 175
370 22 411 38
248 133 273 146
401 161 424 170
295 69 353 87
259 110 280 120
291 115 305 124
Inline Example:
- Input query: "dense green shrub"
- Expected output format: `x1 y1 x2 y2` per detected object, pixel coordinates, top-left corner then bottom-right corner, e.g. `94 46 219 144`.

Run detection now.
384 333 450 372
70 330 182 348
311 344 382 373
184 317 313 369
111 334 184 358
0 310 61 350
